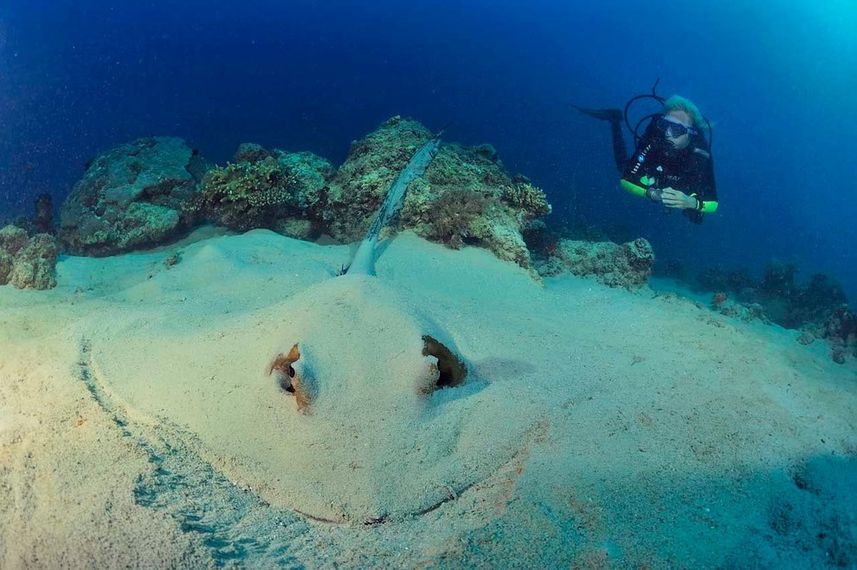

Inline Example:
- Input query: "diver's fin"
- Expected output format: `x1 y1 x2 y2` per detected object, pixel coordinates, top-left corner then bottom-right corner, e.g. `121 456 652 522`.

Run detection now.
573 105 622 123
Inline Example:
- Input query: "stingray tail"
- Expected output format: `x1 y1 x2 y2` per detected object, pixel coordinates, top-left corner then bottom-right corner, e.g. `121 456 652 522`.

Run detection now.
347 134 443 275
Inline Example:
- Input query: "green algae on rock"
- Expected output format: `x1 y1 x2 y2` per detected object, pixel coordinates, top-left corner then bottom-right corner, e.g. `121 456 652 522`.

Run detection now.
194 148 333 238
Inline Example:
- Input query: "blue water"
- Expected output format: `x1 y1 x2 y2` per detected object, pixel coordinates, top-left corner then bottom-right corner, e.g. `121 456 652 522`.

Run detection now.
1 0 856 298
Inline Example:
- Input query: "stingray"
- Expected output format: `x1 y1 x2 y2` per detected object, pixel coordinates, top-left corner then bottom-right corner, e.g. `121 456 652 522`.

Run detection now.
82 131 540 524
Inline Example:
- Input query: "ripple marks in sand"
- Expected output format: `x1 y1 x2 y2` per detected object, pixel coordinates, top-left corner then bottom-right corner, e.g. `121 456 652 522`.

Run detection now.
75 338 312 567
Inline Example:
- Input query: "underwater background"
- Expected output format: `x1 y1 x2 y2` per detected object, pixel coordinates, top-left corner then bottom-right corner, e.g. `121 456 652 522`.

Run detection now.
1 0 856 298
2 3 857 567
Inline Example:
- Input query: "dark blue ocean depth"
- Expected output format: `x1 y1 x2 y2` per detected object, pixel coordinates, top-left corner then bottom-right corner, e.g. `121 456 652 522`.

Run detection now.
1 0 855 297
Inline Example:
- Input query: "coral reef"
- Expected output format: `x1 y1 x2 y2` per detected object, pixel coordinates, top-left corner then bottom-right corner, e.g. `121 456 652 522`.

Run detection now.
59 137 208 256
0 224 60 290
0 224 28 256
694 265 754 295
759 261 798 299
536 238 655 289
787 273 848 328
233 142 273 163
710 295 770 324
524 216 636 267
811 306 857 363
693 261 855 362
322 116 435 240
193 147 333 238
324 116 551 267
694 263 849 328
741 263 849 331
54 118 550 269
423 189 488 249
711 291 728 309
404 139 550 267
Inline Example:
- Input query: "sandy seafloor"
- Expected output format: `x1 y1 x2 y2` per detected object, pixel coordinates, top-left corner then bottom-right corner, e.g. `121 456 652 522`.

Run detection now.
1 228 855 569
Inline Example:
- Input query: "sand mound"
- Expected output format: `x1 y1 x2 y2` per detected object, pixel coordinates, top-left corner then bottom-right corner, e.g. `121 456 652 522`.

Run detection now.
1 230 855 567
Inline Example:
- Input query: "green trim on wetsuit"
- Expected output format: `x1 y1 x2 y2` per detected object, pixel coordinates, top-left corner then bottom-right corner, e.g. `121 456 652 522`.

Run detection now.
690 192 718 213
616 117 718 223
620 178 648 197
621 180 719 214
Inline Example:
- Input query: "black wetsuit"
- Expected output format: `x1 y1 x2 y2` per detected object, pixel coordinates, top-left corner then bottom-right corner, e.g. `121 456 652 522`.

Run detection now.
612 118 718 223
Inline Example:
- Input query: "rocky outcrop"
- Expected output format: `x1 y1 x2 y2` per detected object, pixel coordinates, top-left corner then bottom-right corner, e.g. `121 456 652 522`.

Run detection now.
193 147 333 239
810 305 857 364
56 118 552 270
536 238 655 289
709 292 770 324
325 116 551 267
0 224 60 290
59 137 208 256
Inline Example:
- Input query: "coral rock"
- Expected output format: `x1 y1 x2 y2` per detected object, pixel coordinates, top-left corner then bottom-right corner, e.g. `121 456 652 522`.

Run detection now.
324 116 434 241
0 226 60 290
59 137 208 256
421 188 487 248
197 147 333 235
501 182 551 218
537 238 654 289
0 249 13 284
233 142 273 163
325 116 551 268
0 224 29 256
815 305 857 358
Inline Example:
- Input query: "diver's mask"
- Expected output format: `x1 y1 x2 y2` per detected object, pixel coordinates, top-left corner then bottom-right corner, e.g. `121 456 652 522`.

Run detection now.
655 115 697 139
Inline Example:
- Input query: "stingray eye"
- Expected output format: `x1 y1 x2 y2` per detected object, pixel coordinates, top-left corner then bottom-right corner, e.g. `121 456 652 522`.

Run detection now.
282 374 296 393
267 343 313 413
419 335 467 395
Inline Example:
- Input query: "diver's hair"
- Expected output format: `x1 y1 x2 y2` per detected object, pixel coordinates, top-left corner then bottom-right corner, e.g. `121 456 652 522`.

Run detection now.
663 95 708 131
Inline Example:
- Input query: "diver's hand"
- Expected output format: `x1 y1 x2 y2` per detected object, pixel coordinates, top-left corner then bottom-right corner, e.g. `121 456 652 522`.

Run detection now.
660 187 697 209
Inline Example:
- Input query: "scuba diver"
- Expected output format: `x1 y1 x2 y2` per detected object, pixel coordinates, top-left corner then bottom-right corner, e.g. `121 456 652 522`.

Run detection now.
576 84 717 223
